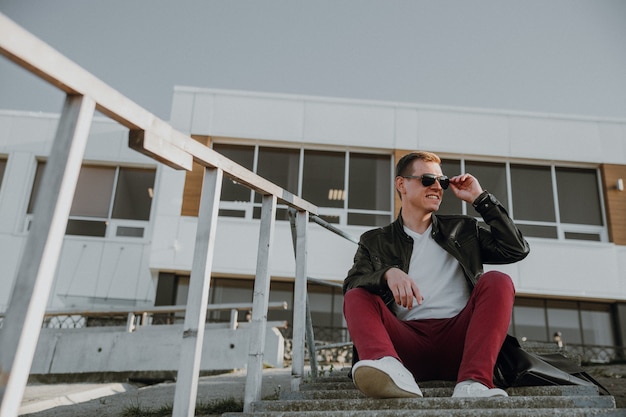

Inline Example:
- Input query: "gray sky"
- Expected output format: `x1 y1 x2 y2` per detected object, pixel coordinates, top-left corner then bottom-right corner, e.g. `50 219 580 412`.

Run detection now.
1 0 625 120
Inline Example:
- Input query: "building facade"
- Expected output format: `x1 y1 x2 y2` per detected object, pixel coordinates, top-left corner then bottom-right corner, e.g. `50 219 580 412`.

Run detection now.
1 87 626 354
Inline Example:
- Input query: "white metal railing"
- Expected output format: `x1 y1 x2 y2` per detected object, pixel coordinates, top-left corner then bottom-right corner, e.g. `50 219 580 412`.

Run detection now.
0 13 317 417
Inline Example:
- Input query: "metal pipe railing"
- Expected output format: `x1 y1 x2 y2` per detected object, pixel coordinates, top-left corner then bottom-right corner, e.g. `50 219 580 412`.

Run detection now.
0 13 316 417
288 209 359 381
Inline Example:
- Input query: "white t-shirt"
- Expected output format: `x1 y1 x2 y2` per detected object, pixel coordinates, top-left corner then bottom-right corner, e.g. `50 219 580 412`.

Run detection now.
392 225 470 321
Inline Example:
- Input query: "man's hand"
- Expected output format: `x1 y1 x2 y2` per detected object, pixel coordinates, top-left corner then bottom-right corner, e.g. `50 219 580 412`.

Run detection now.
384 268 423 309
449 173 483 203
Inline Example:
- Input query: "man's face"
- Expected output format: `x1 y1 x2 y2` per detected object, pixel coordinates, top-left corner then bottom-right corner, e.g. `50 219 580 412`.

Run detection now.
398 160 445 213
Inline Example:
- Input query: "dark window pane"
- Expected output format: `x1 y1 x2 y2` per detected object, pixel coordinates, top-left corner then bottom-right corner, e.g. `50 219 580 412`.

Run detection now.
438 159 462 215
112 168 156 220
27 162 46 214
564 232 601 241
65 219 107 237
71 165 115 218
580 304 614 346
268 281 294 323
348 153 391 211
547 300 581 344
302 150 345 208
556 167 602 226
116 226 145 238
213 143 254 202
466 161 508 209
511 164 555 222
314 214 340 224
516 224 558 239
218 209 246 218
254 147 300 204
0 158 7 190
253 206 290 220
208 278 254 322
348 212 392 227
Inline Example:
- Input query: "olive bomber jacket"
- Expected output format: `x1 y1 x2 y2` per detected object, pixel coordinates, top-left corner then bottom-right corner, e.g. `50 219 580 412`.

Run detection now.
342 191 530 309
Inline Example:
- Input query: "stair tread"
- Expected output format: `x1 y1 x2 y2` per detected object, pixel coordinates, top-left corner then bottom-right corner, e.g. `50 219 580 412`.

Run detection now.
225 408 624 417
298 382 599 397
253 395 615 412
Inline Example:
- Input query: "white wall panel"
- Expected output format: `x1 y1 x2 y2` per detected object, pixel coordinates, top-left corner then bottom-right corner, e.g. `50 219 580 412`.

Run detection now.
0 113 13 150
52 240 105 308
169 90 195 133
97 243 147 301
173 216 201 268
509 117 602 162
5 114 56 154
516 239 623 300
393 108 419 150
190 92 215 134
152 167 185 217
598 122 626 164
83 120 125 161
148 214 178 269
303 101 395 147
211 95 305 141
418 110 511 157
0 235 26 311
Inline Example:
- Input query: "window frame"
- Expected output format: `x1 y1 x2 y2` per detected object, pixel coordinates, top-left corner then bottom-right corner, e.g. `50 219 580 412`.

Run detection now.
441 156 608 242
212 141 394 227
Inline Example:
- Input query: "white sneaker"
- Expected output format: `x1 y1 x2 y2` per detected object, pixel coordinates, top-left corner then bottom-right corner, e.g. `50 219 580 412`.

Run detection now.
351 356 423 399
452 380 508 398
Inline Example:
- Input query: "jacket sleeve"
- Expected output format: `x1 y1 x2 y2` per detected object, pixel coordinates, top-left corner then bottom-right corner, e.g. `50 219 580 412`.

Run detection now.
342 234 392 297
473 192 530 264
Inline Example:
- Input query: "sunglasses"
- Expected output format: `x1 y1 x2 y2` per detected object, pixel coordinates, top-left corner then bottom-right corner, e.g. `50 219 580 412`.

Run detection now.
402 174 450 190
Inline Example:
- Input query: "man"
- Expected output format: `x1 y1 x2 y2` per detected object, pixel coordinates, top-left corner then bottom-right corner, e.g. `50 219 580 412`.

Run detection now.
343 151 529 399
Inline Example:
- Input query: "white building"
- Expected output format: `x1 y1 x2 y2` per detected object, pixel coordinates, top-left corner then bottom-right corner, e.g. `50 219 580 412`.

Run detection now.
2 87 626 354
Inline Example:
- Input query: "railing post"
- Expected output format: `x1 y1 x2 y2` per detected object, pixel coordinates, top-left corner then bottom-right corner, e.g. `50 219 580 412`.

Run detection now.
171 166 223 417
243 194 277 412
291 210 309 392
0 94 95 417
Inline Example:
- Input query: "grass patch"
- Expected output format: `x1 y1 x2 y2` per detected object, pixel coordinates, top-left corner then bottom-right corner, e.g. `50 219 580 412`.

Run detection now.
121 397 243 417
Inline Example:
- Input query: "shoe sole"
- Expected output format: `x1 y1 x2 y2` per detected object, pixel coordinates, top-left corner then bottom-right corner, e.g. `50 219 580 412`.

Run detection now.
353 366 422 399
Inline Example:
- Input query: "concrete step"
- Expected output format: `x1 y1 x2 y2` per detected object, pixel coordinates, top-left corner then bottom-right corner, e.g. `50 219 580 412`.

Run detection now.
223 410 625 417
252 396 616 413
282 384 600 400
297 378 599 397
227 368 620 417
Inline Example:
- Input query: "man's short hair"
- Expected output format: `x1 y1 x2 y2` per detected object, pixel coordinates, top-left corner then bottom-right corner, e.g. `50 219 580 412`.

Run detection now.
395 151 442 178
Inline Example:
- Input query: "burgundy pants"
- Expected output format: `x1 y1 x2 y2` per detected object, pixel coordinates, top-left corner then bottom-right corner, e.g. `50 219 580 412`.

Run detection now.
343 271 514 388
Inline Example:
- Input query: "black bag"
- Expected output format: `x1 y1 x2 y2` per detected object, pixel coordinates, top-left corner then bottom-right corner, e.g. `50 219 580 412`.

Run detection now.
494 335 610 395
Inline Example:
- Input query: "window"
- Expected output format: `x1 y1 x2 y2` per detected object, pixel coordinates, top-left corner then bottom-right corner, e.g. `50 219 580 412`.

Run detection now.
440 157 606 241
213 143 393 227
512 298 547 341
512 297 615 347
28 162 156 237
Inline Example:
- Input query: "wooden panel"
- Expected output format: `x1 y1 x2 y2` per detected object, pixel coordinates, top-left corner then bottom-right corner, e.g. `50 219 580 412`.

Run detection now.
181 136 211 217
601 164 626 245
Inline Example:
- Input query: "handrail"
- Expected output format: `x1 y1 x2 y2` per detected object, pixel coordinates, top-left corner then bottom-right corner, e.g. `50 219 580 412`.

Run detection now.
0 12 316 417
310 214 359 245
